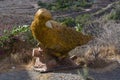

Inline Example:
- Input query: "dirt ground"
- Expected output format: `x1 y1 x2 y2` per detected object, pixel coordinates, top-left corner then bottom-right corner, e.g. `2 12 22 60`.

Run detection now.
0 0 39 22
0 0 39 34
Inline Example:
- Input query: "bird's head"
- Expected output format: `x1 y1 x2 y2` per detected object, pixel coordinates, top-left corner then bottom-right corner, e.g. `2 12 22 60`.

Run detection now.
34 8 52 22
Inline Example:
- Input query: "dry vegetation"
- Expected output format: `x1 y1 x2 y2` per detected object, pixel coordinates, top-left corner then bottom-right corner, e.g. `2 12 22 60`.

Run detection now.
0 38 34 73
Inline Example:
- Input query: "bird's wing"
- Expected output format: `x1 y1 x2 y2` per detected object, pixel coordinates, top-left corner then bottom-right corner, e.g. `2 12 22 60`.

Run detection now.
45 20 65 29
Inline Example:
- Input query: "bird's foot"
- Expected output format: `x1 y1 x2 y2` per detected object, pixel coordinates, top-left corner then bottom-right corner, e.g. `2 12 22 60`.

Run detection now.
33 62 47 72
33 58 59 72
32 47 59 72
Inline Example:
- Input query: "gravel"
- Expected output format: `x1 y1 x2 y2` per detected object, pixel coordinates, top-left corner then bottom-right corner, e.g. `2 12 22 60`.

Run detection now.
0 68 120 80
0 70 84 80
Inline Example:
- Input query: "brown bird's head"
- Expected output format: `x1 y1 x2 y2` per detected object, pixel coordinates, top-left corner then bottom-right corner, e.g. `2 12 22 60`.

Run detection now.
34 8 52 22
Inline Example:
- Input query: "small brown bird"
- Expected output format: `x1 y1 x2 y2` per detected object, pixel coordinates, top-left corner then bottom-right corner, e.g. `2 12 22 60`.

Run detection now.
30 8 93 59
